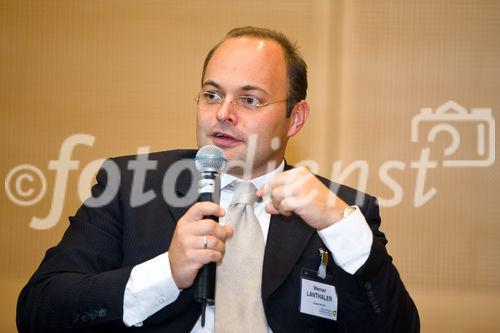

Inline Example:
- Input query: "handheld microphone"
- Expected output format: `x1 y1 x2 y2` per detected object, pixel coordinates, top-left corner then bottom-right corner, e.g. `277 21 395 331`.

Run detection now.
193 145 226 327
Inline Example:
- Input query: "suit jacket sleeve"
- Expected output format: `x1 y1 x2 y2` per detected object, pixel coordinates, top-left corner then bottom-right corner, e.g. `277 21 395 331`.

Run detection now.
332 195 420 332
17 159 136 333
17 151 205 333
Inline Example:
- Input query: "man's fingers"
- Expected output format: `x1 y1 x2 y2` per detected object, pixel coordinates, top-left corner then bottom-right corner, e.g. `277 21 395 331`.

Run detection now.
263 183 298 215
199 249 224 264
258 169 311 200
223 225 234 240
265 202 280 215
272 184 300 201
186 235 226 256
183 201 225 222
187 249 224 266
268 167 313 187
183 219 231 241
277 197 302 216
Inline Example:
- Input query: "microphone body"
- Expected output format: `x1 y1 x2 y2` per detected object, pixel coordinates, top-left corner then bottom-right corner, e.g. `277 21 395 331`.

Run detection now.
193 171 218 306
193 145 226 326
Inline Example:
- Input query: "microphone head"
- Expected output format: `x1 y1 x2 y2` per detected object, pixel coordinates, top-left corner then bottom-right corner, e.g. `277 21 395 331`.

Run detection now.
195 145 226 173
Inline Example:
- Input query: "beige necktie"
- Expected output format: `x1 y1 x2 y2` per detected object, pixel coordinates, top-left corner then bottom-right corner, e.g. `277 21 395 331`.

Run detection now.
215 181 267 333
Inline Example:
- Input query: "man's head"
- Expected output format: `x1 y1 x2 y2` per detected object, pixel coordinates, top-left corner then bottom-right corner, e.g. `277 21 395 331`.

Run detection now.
201 27 308 118
196 27 310 178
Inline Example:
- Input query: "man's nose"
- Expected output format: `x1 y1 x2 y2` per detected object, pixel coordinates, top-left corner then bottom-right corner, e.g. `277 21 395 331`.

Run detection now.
216 98 238 123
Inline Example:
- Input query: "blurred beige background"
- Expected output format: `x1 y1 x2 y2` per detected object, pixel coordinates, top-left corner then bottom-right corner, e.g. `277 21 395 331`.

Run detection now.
1 0 499 332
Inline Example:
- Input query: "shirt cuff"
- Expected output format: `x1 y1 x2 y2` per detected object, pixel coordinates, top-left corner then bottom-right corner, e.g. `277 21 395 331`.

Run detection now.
123 252 181 327
317 206 373 274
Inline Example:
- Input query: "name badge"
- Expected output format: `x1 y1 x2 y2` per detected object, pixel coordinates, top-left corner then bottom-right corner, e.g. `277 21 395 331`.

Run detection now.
300 268 338 321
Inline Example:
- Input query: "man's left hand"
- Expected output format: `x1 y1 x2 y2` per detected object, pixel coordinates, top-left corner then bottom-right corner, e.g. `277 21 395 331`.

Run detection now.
257 167 348 230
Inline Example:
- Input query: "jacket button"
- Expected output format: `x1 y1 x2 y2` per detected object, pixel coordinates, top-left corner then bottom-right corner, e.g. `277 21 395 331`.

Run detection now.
98 308 107 318
364 281 372 290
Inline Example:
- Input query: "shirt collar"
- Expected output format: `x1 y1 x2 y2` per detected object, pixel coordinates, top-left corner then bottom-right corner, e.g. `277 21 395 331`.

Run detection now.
221 160 285 190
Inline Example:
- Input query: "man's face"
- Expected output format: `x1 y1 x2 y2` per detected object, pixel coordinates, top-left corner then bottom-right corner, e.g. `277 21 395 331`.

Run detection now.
196 37 296 178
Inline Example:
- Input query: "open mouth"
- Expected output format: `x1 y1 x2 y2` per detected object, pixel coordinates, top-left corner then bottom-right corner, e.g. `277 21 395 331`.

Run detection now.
213 132 234 140
211 131 241 146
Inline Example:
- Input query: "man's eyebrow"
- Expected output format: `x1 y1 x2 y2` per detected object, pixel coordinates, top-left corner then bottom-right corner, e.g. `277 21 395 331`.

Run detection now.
241 85 270 96
201 81 270 96
201 80 221 89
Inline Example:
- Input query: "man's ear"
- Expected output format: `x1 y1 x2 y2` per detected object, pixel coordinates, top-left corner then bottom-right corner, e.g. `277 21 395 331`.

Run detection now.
287 100 310 138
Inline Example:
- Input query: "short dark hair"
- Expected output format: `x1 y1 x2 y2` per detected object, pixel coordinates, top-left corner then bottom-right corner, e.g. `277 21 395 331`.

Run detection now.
201 26 308 118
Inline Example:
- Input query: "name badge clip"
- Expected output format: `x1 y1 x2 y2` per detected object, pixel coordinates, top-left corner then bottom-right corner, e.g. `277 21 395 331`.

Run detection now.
317 248 329 280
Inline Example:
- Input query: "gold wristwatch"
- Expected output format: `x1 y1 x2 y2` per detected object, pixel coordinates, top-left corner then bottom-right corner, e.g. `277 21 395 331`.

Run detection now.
342 205 356 219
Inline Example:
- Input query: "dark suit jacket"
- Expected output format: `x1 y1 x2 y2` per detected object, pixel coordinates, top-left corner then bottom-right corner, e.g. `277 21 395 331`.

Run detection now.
17 149 419 332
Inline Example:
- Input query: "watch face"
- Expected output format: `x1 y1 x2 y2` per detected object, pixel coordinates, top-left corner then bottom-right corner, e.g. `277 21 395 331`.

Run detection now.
343 206 356 219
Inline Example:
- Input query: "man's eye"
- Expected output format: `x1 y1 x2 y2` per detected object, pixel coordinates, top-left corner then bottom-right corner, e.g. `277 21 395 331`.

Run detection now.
240 96 262 107
204 92 222 103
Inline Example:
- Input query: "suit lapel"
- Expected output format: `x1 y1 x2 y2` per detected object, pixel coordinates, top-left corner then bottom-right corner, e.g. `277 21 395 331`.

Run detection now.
261 212 315 303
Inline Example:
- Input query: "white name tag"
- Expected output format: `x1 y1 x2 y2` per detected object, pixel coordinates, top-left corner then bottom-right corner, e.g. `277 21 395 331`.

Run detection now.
300 272 338 321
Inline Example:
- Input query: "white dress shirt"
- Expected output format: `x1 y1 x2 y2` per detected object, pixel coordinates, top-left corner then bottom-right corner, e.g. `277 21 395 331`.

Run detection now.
123 161 373 331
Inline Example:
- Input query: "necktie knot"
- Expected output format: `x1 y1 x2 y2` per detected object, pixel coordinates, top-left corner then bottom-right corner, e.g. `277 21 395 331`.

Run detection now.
230 181 258 206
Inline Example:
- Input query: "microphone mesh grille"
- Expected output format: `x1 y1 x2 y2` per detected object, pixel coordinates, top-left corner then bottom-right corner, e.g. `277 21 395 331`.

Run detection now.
195 145 226 172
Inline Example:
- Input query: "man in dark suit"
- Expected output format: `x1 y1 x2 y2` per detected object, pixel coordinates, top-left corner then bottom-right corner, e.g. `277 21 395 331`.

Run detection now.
17 27 419 332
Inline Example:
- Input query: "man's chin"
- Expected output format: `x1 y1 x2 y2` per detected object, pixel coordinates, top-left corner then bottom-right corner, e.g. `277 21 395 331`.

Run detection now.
220 149 245 163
